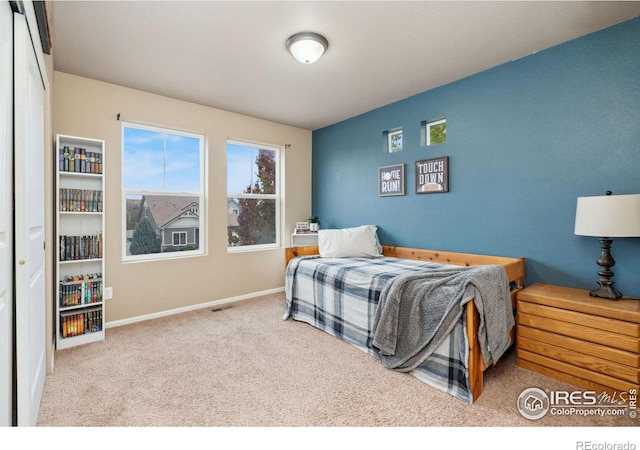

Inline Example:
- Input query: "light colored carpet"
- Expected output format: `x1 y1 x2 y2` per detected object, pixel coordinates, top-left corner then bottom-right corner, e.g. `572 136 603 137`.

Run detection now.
37 292 636 428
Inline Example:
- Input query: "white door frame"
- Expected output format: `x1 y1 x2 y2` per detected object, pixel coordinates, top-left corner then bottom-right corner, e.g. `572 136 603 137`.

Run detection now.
14 7 48 426
0 0 14 427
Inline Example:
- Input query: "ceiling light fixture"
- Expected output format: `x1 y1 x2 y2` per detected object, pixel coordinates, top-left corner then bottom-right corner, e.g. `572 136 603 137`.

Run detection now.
286 32 329 64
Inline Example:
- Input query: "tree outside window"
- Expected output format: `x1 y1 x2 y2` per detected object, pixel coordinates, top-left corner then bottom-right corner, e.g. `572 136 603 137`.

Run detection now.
387 129 403 153
426 119 447 146
227 140 280 249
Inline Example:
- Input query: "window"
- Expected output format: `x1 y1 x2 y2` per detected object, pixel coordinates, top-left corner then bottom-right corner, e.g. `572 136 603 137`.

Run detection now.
425 119 447 146
172 231 187 246
387 129 403 153
226 139 281 250
122 122 205 261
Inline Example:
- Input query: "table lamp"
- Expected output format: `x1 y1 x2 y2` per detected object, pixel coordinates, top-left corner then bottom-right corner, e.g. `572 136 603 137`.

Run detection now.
574 191 640 300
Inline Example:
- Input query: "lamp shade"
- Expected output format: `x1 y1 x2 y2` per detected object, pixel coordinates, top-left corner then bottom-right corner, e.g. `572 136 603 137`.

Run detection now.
574 193 640 237
286 32 328 64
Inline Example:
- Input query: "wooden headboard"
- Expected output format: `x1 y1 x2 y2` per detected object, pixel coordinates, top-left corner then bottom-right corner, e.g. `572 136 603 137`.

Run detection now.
285 245 525 289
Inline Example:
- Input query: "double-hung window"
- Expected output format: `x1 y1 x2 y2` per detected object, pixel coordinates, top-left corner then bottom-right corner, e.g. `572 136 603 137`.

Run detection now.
226 139 281 251
172 232 187 246
122 122 205 261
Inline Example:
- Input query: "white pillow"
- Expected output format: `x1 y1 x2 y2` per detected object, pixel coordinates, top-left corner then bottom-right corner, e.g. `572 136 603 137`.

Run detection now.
318 225 383 258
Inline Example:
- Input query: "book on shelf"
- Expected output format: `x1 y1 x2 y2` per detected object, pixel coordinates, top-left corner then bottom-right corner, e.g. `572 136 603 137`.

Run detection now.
294 229 318 234
59 188 103 212
60 306 102 339
58 146 103 175
59 273 103 307
59 232 103 261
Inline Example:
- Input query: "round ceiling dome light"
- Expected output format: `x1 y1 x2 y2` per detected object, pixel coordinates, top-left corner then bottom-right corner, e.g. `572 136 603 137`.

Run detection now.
286 32 329 64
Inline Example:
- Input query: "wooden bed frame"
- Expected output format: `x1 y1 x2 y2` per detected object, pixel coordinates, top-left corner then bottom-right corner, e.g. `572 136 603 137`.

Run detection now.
285 245 526 402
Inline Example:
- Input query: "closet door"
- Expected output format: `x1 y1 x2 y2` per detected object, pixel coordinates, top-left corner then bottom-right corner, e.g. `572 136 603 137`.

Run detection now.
14 11 46 426
0 0 14 427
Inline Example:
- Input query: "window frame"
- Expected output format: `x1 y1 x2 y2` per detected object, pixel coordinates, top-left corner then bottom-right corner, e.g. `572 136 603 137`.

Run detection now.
172 231 187 247
121 121 206 262
226 138 282 253
426 118 447 146
387 129 403 153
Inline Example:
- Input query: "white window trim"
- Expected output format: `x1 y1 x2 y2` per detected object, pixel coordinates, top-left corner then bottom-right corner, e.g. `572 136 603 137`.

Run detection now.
387 129 403 153
172 231 187 246
426 118 446 146
121 121 207 262
227 139 282 253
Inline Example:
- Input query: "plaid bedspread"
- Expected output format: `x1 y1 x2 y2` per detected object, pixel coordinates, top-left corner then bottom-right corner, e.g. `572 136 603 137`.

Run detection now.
283 256 475 403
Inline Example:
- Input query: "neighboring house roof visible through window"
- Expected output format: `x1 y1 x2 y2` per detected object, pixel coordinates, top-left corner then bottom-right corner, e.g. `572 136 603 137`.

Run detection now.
140 195 199 228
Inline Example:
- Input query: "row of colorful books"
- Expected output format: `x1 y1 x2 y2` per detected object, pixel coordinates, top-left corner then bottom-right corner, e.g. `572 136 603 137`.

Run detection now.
59 188 103 213
59 233 103 262
58 146 103 174
60 307 102 339
59 273 103 307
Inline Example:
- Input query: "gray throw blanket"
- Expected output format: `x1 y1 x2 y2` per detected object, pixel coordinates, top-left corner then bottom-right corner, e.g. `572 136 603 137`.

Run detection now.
372 264 513 371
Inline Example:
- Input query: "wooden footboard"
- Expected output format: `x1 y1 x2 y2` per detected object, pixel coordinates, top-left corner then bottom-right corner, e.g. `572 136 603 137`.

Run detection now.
285 245 525 402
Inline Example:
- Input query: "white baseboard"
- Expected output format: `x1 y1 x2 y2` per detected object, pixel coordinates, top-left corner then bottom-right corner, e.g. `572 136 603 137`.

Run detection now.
105 286 285 329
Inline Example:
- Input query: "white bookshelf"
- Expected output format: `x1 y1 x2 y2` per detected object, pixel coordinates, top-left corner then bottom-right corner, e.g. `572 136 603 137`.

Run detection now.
55 134 105 349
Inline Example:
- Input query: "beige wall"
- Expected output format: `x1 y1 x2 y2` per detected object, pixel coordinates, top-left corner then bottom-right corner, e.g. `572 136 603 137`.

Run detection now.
52 72 312 323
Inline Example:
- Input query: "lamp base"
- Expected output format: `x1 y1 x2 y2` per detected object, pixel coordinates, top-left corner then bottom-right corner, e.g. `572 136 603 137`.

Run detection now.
589 282 622 300
589 237 622 300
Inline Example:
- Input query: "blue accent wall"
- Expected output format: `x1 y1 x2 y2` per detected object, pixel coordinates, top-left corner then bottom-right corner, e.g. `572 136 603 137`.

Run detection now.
312 17 640 297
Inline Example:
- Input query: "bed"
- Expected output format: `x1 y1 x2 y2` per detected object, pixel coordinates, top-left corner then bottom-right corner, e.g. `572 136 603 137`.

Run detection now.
283 227 525 403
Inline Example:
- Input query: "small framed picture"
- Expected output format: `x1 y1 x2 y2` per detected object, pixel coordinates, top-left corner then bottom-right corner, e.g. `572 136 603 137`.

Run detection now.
296 221 310 231
378 164 405 196
415 156 449 193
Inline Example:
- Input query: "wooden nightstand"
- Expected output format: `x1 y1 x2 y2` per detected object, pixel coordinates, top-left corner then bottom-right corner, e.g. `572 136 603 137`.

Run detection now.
516 283 640 396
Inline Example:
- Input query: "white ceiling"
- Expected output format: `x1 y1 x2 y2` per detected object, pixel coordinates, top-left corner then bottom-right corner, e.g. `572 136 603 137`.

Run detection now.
50 1 640 131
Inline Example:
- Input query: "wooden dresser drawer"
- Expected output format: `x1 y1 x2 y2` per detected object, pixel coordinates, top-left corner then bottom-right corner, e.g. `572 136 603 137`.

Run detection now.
517 350 638 394
518 333 639 383
518 310 640 353
518 325 640 368
516 283 640 395
518 301 640 337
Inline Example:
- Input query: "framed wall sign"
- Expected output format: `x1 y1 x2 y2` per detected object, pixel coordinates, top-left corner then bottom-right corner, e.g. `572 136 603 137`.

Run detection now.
378 163 405 196
295 221 310 231
415 156 449 193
